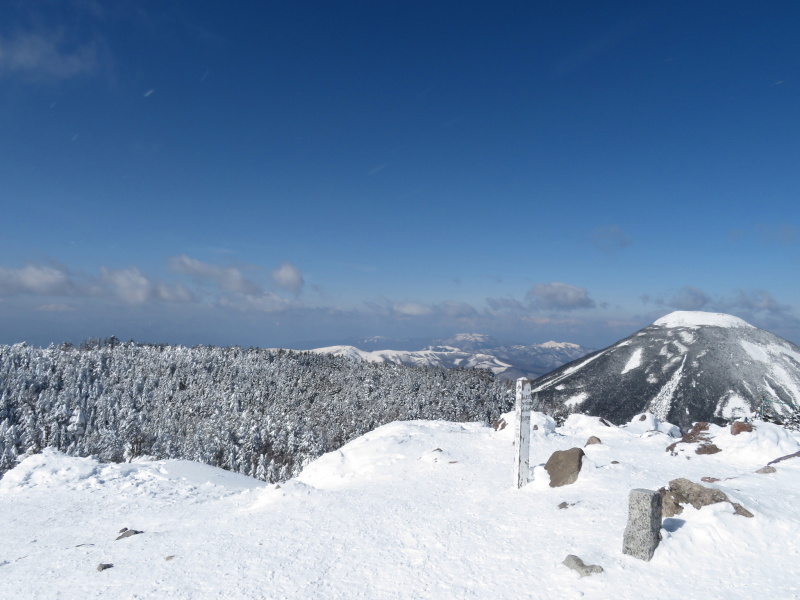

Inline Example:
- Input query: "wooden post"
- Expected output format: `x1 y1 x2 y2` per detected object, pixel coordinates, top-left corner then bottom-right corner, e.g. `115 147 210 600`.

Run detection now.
514 377 533 489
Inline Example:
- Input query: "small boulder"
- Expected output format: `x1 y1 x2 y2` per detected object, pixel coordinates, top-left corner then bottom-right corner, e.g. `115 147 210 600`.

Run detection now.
585 436 602 447
562 555 603 577
545 448 585 488
97 563 114 572
731 422 753 435
116 528 143 541
755 466 777 474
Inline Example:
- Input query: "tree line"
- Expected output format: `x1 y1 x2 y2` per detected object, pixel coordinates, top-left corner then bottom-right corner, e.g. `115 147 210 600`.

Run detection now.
0 340 511 482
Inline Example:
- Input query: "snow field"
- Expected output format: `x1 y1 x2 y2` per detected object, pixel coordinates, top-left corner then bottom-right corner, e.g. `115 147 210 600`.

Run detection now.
2 414 800 599
653 311 755 329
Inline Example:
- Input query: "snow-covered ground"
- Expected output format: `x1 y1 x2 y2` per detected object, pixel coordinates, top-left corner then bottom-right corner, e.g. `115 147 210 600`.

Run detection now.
2 414 800 599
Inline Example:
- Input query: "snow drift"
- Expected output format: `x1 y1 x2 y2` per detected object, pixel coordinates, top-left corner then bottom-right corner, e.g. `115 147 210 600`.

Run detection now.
2 413 799 599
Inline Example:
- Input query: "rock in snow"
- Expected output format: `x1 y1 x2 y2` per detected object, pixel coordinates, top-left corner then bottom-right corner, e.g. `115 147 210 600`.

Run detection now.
532 311 800 430
660 478 754 518
562 554 604 577
544 447 585 487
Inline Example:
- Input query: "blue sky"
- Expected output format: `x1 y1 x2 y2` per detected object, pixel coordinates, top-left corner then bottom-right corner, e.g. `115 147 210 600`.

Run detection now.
1 0 798 349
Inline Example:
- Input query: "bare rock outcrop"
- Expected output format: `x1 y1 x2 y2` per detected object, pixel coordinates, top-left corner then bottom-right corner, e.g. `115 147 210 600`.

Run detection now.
666 422 721 455
659 478 753 518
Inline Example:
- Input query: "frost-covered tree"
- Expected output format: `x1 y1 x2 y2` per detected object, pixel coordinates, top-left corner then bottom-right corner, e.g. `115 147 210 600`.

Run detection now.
0 341 512 481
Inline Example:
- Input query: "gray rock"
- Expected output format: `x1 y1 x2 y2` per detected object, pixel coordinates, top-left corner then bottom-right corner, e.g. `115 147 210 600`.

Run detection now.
755 466 777 474
116 528 143 540
97 563 113 572
622 488 662 561
544 447 584 488
562 554 603 577
585 436 602 446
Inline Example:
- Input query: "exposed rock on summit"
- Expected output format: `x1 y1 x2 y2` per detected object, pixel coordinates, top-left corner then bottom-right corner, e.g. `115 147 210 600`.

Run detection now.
660 478 753 518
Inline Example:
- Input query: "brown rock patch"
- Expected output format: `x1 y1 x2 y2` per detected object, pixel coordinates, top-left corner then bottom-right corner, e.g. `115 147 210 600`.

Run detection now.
659 478 753 518
731 422 754 435
666 422 722 456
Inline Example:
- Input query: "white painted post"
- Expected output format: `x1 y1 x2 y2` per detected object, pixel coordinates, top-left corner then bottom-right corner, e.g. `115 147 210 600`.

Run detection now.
514 377 533 489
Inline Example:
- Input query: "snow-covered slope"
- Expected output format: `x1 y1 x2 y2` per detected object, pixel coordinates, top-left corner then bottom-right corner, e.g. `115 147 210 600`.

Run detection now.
2 413 800 599
310 344 514 375
532 311 800 430
312 334 590 380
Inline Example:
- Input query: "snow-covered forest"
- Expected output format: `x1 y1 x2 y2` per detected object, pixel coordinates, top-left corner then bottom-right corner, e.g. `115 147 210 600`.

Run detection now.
0 339 510 481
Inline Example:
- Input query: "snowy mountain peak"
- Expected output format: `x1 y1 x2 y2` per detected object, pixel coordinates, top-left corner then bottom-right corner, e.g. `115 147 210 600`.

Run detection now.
533 316 800 430
449 333 493 343
653 311 755 329
540 340 582 349
311 334 592 380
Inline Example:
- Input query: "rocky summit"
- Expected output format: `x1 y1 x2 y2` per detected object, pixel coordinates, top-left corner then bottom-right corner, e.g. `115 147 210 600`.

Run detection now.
531 311 800 430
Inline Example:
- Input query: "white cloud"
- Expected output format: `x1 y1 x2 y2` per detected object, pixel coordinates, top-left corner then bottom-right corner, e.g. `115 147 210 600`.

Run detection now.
667 286 712 311
271 262 304 294
592 225 632 254
527 282 596 311
0 264 80 296
391 302 435 317
168 255 261 294
100 267 194 304
219 292 296 314
35 303 76 312
0 31 98 81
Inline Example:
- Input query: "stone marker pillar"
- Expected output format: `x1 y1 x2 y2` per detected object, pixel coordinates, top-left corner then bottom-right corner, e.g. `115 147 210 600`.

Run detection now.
513 378 533 489
622 488 662 561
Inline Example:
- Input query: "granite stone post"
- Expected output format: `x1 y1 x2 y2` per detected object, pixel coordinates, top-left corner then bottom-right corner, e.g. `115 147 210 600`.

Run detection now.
513 378 533 489
622 488 662 561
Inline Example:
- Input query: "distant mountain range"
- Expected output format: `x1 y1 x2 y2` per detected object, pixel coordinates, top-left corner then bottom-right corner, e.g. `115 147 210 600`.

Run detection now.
311 333 592 380
532 311 800 430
